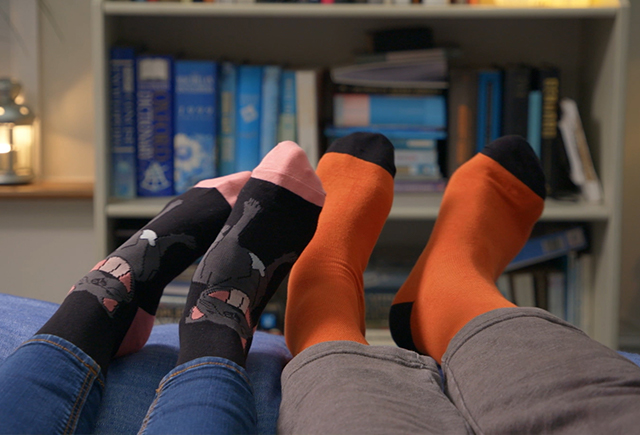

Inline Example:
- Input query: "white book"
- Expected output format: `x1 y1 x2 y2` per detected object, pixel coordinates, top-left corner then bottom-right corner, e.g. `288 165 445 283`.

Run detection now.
511 272 536 307
295 69 320 168
558 98 603 203
496 274 513 302
547 271 566 320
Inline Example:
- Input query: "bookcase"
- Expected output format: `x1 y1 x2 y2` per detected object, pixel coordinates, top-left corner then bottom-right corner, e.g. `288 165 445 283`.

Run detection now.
91 0 630 348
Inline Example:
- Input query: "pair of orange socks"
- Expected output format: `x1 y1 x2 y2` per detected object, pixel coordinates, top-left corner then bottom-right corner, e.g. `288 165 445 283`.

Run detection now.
285 134 546 363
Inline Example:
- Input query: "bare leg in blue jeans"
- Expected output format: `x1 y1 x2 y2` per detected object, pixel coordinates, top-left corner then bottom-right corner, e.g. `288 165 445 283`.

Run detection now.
279 135 640 434
0 141 324 435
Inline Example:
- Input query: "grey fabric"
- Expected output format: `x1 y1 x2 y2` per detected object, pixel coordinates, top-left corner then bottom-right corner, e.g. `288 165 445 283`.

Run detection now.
278 340 472 435
442 307 640 434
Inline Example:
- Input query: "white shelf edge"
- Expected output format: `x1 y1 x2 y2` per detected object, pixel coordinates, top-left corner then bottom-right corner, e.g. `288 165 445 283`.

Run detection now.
103 1 620 19
106 194 611 221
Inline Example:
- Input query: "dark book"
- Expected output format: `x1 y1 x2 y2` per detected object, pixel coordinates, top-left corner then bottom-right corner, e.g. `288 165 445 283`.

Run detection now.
536 66 579 199
332 83 445 96
368 27 434 53
502 64 532 138
447 68 477 177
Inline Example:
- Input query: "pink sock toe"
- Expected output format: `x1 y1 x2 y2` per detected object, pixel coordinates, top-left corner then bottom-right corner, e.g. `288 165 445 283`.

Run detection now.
252 141 325 207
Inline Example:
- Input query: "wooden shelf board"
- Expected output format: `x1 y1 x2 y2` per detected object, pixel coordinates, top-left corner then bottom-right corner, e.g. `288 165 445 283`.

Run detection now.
106 194 610 221
103 1 620 19
0 180 94 200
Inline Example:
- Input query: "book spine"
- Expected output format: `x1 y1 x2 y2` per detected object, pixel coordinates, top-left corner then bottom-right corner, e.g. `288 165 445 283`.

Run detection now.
235 65 263 172
259 65 282 159
110 47 137 199
447 68 477 177
296 69 320 167
333 94 447 129
538 66 561 195
136 55 174 197
527 90 542 158
502 65 531 138
173 60 218 195
475 70 503 153
333 83 445 96
218 62 237 176
505 226 588 272
277 69 297 143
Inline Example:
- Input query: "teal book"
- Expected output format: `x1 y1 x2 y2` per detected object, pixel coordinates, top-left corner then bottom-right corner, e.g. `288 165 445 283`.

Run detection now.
527 90 542 158
235 65 263 172
476 69 503 153
173 60 217 194
259 65 282 158
219 62 237 176
277 70 297 142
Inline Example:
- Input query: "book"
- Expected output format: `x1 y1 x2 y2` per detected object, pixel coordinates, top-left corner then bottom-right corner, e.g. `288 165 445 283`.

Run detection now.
369 27 434 53
501 65 532 138
505 226 588 272
333 93 447 129
527 89 543 157
260 66 282 158
235 65 263 172
546 269 566 319
447 68 477 177
136 55 174 197
277 69 297 143
565 251 580 326
476 69 503 152
325 126 445 180
218 62 237 176
332 83 445 96
296 69 321 167
511 272 536 307
330 52 448 90
537 66 579 199
109 47 137 199
173 60 217 195
558 98 603 203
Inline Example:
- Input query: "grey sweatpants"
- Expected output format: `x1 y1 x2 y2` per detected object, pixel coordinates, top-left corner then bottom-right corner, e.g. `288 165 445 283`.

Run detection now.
278 308 640 434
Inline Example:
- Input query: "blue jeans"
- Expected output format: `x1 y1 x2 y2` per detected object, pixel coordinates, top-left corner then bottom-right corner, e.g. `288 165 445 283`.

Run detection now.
0 293 290 435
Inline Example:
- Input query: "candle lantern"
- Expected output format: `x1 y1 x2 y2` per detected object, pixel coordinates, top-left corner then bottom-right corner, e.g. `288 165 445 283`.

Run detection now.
0 78 35 184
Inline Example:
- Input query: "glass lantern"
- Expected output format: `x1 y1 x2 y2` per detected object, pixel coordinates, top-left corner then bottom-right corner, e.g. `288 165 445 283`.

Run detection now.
0 78 35 184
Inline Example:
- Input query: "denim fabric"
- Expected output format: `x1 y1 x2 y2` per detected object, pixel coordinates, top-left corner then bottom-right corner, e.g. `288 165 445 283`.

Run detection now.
140 357 257 435
0 293 289 434
0 334 105 435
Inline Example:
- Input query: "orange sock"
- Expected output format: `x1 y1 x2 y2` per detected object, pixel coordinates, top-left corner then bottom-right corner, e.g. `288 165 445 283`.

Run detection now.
389 136 546 363
285 133 395 356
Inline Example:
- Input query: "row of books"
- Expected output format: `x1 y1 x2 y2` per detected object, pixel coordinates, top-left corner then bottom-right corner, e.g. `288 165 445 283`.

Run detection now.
110 47 321 198
363 225 591 331
448 65 602 202
116 0 595 5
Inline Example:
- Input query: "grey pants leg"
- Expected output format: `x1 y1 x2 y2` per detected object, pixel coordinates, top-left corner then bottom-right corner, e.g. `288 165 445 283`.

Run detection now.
278 341 472 434
443 307 640 434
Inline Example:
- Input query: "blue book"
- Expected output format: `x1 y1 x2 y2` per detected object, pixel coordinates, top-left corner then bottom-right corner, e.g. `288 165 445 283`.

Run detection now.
333 94 446 129
324 126 447 141
136 55 174 197
235 65 263 172
277 70 297 143
218 62 237 176
527 90 542 158
173 60 218 195
476 70 503 153
504 227 588 273
259 66 282 158
110 47 137 199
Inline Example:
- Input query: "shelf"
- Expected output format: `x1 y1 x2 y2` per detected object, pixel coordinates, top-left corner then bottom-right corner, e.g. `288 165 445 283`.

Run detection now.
103 1 621 19
0 180 94 200
105 194 610 221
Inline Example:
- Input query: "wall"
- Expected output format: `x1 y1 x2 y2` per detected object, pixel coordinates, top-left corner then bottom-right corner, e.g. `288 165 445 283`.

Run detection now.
0 0 95 304
619 0 640 344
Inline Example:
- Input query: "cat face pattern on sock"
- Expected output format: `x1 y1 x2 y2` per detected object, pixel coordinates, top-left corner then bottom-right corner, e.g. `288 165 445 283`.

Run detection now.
186 197 297 341
71 197 197 317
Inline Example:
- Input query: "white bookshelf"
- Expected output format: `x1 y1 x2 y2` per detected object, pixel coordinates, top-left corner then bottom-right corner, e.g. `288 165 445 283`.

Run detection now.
92 0 629 348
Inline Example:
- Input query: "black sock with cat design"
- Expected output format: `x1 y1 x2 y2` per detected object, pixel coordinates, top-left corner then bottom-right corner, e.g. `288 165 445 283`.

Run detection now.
177 141 325 367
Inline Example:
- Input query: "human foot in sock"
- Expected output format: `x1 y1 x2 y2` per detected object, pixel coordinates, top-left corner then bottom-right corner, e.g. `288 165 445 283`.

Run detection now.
177 141 325 367
37 171 251 370
389 135 546 363
285 132 396 356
